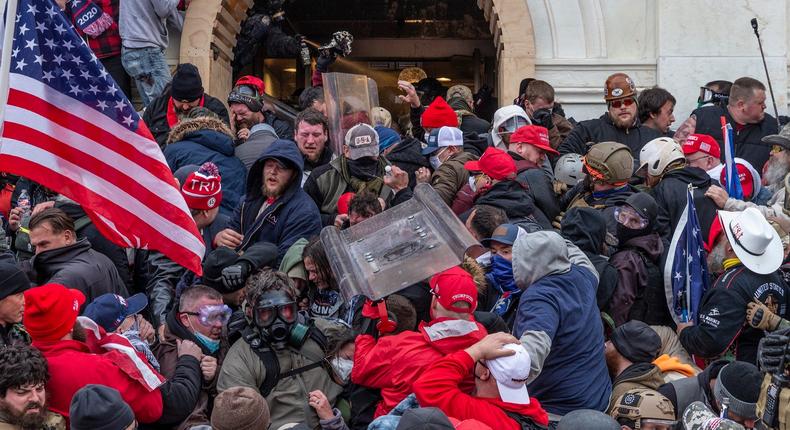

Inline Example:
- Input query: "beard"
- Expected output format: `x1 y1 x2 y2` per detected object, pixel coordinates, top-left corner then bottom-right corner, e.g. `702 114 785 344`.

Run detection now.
0 398 47 430
262 179 289 198
763 155 790 188
611 111 635 128
706 239 728 275
176 108 192 122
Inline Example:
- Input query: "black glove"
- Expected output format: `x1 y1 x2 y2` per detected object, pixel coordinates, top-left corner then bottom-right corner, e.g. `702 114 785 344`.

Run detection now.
531 108 554 130
221 261 251 291
316 53 336 73
758 327 790 373
553 102 566 118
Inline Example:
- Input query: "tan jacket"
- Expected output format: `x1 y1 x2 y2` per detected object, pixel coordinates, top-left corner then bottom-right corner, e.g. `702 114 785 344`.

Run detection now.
431 151 478 206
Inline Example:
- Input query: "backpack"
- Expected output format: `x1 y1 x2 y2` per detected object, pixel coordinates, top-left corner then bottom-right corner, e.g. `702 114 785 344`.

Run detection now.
628 249 673 326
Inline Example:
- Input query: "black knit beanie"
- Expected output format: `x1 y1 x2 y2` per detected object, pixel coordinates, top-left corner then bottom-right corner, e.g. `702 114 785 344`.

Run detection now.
713 361 762 420
69 385 134 430
171 63 204 102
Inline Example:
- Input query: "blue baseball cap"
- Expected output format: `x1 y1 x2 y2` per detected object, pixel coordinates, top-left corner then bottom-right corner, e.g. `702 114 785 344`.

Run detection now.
481 223 520 247
83 293 148 332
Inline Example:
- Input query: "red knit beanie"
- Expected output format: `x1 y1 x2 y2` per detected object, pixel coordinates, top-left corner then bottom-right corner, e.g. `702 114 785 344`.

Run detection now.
24 284 86 342
181 162 222 210
421 97 459 128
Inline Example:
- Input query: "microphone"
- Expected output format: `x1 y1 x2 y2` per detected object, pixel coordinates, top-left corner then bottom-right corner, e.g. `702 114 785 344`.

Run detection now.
752 18 759 33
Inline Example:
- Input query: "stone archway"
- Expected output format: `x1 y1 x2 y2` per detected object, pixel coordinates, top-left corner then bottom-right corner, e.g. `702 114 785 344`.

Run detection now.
179 0 536 105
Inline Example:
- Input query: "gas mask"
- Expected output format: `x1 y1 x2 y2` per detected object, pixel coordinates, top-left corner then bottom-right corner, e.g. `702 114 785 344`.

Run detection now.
252 289 310 350
697 86 729 109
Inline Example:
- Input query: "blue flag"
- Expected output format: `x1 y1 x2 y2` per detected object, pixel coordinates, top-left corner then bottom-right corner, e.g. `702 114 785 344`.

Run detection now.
664 185 711 324
721 118 744 200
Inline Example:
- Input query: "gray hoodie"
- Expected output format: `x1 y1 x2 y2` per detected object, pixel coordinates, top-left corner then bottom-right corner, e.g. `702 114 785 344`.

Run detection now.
512 230 597 382
120 0 183 50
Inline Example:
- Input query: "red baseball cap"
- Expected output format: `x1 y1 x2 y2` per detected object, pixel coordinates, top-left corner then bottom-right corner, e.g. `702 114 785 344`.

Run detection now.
429 266 478 313
683 134 721 159
24 283 86 342
719 163 757 200
464 147 517 180
234 75 265 95
510 125 559 155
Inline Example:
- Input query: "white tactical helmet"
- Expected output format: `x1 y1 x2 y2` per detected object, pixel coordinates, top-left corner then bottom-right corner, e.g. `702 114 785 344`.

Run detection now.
554 153 586 186
639 137 684 177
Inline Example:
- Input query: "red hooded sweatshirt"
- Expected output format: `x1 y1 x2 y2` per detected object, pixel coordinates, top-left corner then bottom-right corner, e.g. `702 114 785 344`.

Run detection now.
352 317 488 417
413 350 549 430
34 339 165 423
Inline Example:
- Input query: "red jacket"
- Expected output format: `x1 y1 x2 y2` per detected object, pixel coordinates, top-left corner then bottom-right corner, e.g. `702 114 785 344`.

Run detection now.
352 317 487 417
34 339 165 423
413 350 549 430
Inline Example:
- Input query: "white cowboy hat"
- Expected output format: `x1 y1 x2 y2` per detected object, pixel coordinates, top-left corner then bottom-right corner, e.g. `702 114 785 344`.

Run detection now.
718 207 783 275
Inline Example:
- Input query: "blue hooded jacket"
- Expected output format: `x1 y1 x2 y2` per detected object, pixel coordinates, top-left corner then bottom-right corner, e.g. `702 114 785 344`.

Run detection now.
227 139 322 263
163 116 247 217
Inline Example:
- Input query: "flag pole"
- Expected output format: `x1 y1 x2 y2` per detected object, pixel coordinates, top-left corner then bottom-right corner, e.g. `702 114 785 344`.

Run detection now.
0 0 19 136
685 183 693 322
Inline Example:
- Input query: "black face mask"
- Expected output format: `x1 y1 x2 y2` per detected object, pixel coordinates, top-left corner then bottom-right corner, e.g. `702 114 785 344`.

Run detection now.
616 223 649 246
347 157 380 180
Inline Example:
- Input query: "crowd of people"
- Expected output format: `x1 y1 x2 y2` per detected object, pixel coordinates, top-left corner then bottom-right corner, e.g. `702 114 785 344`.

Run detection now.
2 2 790 430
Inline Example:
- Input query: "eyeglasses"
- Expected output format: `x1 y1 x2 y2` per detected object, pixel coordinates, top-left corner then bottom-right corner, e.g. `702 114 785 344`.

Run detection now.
609 98 635 109
182 304 232 327
772 145 785 154
254 302 297 327
614 206 649 230
233 84 259 98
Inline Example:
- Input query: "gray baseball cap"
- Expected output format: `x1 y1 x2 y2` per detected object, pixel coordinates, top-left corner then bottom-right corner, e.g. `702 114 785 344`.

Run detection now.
344 123 379 160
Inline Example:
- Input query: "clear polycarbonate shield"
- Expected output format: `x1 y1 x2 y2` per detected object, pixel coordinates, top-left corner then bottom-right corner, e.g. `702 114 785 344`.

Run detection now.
322 72 380 155
320 184 483 301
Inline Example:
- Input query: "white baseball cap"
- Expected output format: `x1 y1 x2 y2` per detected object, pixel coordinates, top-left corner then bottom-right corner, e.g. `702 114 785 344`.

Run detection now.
486 343 531 405
422 126 464 155
718 207 783 275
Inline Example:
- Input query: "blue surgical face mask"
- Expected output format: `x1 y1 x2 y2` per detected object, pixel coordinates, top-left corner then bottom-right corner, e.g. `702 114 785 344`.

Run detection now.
193 331 220 353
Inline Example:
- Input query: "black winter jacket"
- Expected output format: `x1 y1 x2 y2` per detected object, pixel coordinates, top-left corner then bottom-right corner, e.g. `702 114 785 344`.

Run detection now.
385 137 430 189
558 113 662 159
32 238 128 304
609 233 670 326
563 183 638 239
679 265 790 364
142 88 230 149
658 360 728 418
651 166 718 243
511 152 560 229
474 180 535 221
692 105 776 171
560 207 619 311
57 201 132 291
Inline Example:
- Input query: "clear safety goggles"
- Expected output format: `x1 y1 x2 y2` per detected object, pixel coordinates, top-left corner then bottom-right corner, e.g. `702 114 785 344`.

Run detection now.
497 116 529 136
614 205 649 230
182 304 232 327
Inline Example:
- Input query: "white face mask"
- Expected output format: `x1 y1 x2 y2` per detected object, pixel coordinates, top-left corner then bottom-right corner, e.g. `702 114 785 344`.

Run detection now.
331 357 353 384
429 155 442 170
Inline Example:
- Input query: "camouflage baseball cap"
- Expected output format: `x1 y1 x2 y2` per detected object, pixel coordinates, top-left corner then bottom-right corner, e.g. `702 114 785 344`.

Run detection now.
762 123 790 150
682 401 745 430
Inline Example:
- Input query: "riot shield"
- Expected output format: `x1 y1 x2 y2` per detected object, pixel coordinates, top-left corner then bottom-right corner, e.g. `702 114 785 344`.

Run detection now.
320 184 483 301
322 72 380 155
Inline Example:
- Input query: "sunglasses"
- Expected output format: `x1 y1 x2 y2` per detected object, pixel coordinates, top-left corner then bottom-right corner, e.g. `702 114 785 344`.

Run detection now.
233 84 259 98
609 98 635 109
772 145 785 154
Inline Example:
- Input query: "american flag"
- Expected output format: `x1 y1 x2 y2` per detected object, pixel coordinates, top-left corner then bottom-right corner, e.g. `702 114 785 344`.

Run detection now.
0 0 205 274
664 185 710 324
